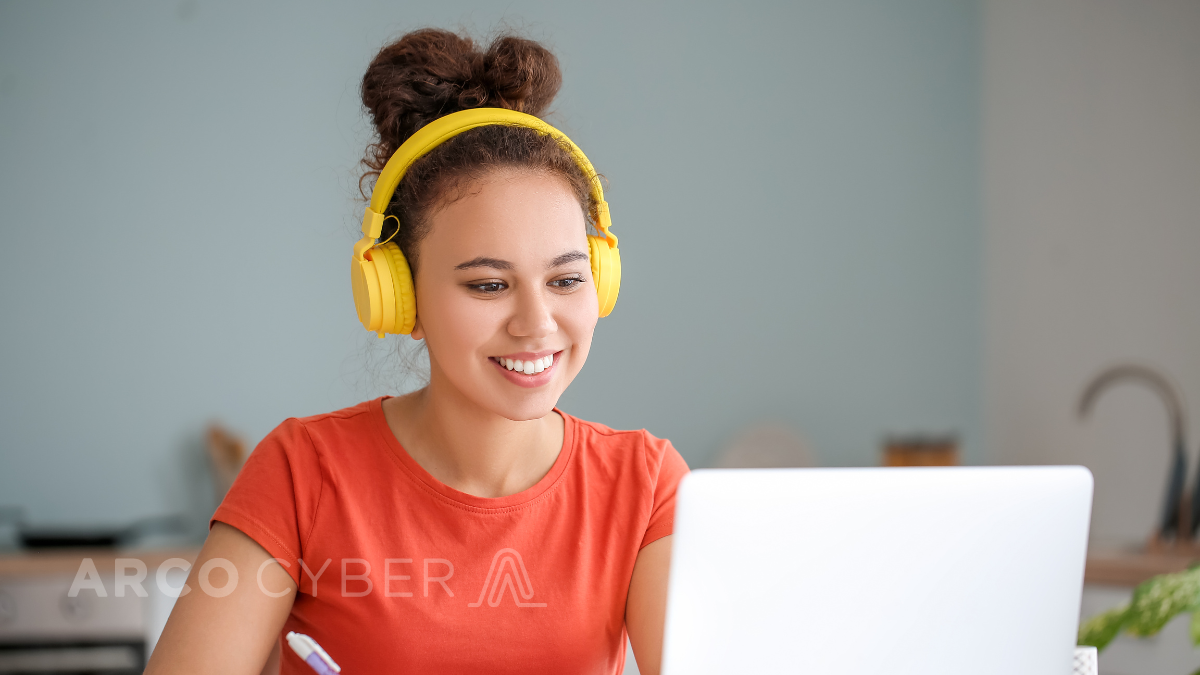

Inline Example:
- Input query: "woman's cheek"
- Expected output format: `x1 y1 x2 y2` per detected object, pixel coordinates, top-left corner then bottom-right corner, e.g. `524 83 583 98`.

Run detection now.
445 296 499 357
563 299 598 365
422 290 479 365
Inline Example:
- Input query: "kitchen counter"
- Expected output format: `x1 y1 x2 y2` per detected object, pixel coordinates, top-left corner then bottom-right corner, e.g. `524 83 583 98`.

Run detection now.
0 547 200 578
0 546 202 670
1085 550 1200 587
2 546 1178 585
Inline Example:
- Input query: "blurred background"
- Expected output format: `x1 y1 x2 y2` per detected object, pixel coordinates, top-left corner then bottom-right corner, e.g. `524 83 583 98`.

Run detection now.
0 0 1197 673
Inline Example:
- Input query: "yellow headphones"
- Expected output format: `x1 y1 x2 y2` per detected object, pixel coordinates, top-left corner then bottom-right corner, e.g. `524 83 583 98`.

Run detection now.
351 108 621 337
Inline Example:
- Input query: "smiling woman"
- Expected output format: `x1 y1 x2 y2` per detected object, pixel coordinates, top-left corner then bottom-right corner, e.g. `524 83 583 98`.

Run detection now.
144 27 688 675
407 169 598 418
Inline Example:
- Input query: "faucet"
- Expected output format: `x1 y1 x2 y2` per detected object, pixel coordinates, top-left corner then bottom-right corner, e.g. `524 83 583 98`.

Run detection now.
1079 364 1189 541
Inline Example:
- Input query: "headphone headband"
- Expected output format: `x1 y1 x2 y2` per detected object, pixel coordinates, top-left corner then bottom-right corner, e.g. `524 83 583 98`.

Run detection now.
350 107 621 336
357 108 616 261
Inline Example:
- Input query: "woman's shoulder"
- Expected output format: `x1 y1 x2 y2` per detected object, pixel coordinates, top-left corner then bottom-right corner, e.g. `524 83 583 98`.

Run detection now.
240 398 388 480
263 398 382 444
212 401 386 574
563 410 668 444
287 397 379 428
560 410 689 478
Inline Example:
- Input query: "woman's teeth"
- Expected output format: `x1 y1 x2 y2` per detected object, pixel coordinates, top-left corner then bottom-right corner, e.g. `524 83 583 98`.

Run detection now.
498 354 554 374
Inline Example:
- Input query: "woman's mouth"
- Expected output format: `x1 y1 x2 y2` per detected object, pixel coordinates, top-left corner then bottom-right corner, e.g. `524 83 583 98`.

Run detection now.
488 351 561 388
492 353 554 374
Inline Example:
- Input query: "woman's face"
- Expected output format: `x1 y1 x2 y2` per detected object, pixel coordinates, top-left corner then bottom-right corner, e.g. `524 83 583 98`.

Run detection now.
410 168 600 421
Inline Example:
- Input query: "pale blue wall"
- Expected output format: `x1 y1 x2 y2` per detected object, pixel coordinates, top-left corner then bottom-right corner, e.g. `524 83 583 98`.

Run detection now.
0 0 980 527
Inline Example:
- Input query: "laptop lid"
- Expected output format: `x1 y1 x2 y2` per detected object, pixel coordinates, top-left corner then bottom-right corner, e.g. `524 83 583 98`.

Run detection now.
661 466 1092 675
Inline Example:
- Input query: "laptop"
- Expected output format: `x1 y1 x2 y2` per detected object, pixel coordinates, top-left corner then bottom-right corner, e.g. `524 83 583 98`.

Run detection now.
661 466 1093 675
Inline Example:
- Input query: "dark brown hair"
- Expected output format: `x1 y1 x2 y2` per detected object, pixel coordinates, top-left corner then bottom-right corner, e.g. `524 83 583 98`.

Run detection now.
359 28 596 274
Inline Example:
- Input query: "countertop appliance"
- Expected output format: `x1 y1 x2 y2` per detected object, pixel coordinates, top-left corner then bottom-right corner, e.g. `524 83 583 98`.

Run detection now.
0 548 198 674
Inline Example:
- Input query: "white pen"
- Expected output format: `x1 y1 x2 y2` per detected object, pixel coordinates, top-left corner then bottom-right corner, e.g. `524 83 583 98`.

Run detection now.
286 631 342 675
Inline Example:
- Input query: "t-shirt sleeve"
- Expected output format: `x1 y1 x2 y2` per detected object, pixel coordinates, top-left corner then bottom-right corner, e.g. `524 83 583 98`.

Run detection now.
210 417 322 586
640 432 691 550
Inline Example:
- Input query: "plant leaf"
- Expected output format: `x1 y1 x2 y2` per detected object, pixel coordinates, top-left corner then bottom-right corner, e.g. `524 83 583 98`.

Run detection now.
1126 567 1200 637
1191 609 1200 646
1079 603 1129 650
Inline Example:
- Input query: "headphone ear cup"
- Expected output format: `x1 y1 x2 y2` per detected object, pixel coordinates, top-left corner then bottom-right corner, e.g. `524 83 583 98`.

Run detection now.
587 235 621 318
598 244 621 317
351 256 383 333
588 235 603 293
375 242 417 334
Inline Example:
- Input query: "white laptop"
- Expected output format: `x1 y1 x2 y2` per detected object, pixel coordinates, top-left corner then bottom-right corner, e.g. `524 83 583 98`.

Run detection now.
661 466 1093 675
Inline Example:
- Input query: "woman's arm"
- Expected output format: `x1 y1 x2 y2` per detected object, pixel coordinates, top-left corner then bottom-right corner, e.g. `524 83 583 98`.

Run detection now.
625 535 673 675
145 521 296 675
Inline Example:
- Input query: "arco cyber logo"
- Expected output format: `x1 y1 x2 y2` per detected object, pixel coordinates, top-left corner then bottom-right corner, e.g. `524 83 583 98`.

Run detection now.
468 548 547 608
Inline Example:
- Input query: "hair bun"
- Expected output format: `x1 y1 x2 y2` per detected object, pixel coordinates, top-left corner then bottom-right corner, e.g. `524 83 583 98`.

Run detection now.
360 29 562 179
468 35 561 112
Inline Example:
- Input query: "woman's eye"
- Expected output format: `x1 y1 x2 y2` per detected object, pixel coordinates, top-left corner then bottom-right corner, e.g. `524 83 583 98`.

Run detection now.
469 281 506 293
550 277 583 290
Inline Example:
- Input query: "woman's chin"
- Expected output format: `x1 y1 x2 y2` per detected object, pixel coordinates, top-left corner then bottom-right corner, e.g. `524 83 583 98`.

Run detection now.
492 395 563 422
469 381 564 422
434 356 577 421
473 356 572 421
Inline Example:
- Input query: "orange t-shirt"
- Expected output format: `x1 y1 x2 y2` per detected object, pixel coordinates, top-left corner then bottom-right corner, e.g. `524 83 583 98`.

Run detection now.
211 397 690 675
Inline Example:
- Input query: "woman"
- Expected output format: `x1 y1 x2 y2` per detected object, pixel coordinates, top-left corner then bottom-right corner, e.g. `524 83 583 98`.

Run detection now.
145 27 689 675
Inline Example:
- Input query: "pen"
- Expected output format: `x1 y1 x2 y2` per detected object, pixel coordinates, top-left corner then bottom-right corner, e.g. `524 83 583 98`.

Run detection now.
286 631 342 675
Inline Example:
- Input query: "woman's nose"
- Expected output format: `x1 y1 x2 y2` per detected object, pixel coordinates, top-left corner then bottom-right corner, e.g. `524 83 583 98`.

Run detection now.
507 286 557 339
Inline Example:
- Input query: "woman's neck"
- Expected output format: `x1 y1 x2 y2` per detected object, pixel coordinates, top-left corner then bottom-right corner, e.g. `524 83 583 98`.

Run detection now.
382 375 564 499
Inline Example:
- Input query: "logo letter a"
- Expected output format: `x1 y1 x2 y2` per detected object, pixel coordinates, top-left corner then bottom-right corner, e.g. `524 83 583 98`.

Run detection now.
468 548 547 608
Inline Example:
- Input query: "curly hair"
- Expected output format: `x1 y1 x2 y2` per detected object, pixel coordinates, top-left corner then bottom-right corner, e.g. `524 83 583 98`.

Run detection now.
359 28 596 274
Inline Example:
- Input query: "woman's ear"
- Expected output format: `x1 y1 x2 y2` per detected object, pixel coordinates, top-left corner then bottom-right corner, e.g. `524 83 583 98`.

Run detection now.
410 315 424 341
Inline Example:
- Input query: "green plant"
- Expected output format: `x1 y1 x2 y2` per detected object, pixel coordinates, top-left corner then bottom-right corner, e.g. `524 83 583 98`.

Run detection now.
1079 565 1200 674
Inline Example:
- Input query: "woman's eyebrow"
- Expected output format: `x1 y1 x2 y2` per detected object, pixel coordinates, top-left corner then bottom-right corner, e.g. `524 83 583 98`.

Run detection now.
454 256 514 271
548 251 589 268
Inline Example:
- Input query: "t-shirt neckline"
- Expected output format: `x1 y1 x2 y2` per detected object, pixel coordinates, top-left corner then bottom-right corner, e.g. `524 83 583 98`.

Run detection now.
369 396 576 511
